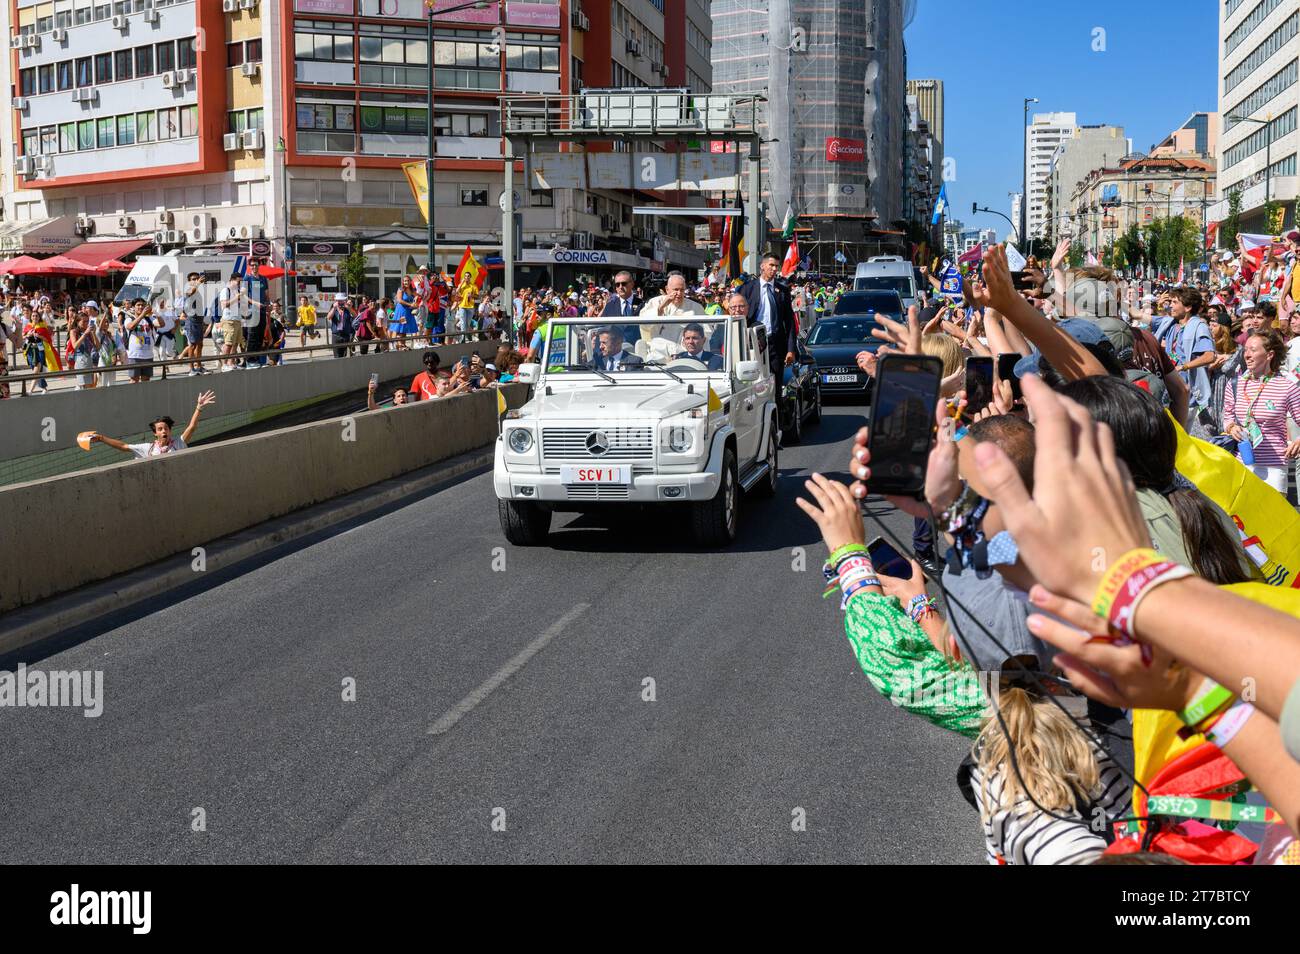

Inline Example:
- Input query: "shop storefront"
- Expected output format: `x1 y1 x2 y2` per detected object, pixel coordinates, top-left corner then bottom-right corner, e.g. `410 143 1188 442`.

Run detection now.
518 247 664 290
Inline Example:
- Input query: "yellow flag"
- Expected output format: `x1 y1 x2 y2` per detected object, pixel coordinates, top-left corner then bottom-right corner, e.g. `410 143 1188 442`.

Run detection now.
400 161 430 223
496 387 507 417
1170 414 1300 587
707 386 722 414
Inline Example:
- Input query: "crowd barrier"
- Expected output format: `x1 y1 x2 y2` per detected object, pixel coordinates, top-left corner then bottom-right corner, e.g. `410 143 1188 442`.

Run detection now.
0 382 527 613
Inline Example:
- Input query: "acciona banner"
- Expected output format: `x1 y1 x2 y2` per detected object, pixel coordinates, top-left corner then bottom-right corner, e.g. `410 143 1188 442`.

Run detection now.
825 137 865 163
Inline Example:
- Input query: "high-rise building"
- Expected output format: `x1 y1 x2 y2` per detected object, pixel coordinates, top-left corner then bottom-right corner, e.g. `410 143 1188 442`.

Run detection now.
905 78 942 180
1009 193 1022 242
1025 111 1077 240
710 0 908 265
1045 124 1129 244
0 1 711 298
977 227 996 246
1211 0 1297 235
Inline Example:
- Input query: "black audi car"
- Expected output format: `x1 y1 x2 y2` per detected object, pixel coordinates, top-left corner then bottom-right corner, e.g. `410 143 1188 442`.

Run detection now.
802 290 904 403
779 336 822 443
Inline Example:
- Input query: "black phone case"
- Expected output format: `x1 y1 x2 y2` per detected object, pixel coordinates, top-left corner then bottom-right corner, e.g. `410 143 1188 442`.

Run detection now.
866 354 944 497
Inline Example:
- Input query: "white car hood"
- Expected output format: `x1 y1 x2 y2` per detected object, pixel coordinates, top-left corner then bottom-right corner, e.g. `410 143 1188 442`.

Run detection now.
525 382 723 420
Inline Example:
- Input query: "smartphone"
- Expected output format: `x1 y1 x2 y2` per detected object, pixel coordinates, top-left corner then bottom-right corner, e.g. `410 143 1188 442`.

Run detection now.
964 355 995 416
369 372 379 388
1011 270 1036 290
996 352 1022 401
867 536 912 579
866 354 943 497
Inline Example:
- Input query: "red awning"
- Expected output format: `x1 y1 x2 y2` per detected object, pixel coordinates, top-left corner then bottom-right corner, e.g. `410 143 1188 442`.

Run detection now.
256 266 298 279
60 238 151 269
18 255 101 276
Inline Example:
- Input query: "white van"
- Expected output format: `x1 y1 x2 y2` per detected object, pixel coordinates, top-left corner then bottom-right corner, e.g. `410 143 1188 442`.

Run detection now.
114 250 245 314
853 255 919 309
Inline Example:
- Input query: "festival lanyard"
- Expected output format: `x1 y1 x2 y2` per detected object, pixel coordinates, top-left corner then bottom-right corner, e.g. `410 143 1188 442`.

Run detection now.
1145 794 1282 826
1241 374 1272 424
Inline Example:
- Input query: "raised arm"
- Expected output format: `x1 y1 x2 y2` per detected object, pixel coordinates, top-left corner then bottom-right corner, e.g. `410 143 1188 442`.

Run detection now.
181 390 215 444
972 245 1106 381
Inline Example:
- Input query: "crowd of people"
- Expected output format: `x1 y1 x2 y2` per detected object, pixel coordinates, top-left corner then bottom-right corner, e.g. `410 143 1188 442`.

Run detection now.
796 230 1300 865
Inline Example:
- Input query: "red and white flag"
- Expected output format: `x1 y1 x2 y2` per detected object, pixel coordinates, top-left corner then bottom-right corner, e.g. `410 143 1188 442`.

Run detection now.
781 238 800 278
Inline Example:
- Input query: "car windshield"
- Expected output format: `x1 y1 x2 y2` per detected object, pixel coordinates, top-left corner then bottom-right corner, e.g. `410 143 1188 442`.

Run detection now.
834 291 902 317
853 276 913 297
543 319 729 372
807 318 884 345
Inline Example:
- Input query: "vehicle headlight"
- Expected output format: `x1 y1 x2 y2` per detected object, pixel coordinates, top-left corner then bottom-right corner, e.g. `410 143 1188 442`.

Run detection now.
507 427 534 454
667 426 693 454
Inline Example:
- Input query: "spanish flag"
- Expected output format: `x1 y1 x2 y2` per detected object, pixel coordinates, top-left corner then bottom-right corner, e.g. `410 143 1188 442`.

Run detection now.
25 319 62 371
454 245 486 291
400 161 430 223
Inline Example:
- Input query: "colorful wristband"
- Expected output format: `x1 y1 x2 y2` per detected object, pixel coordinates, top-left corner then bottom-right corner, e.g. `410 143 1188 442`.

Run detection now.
1204 700 1255 748
906 594 938 623
1178 679 1235 729
827 543 869 568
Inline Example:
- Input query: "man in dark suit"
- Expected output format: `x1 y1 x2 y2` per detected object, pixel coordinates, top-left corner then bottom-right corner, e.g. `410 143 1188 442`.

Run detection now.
589 326 638 371
674 322 723 370
739 253 797 374
600 270 641 319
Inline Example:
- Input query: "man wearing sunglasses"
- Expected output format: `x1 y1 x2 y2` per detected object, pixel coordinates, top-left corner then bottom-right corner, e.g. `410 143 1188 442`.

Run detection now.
599 271 641 319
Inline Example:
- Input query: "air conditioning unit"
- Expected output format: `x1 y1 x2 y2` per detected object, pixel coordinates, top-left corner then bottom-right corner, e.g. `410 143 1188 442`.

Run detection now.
33 154 53 171
240 129 263 150
22 34 39 49
651 61 662 75
600 214 619 232
226 226 241 240
660 64 670 78
159 210 175 226
160 71 176 87
222 0 237 10
239 0 257 8
8 34 22 50
223 132 241 151
154 229 182 246
14 156 35 175
625 38 642 56
572 231 593 250
143 8 160 23
72 87 98 103
190 214 215 244
12 97 28 111
571 11 589 31
75 215 95 236
51 27 67 42
174 68 192 84
240 62 260 78
111 14 127 29
118 216 136 231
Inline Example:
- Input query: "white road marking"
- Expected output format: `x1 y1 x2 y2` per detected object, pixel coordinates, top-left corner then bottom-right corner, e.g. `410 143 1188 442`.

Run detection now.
426 602 591 736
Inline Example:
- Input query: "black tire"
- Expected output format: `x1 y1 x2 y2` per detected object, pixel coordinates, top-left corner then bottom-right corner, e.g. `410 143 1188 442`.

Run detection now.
498 497 551 546
753 421 778 498
787 395 803 444
691 448 738 546
809 383 822 425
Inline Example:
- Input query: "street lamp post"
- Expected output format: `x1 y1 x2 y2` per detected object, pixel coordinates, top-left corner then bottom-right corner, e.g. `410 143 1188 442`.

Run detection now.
275 136 290 323
426 1 490 274
1021 97 1038 248
972 202 1018 242
1227 112 1274 227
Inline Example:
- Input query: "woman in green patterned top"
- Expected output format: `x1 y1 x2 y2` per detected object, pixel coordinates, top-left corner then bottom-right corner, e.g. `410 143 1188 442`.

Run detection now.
797 471 986 738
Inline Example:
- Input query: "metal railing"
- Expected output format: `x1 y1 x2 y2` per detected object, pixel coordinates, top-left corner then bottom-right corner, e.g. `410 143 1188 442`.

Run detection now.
0 330 502 398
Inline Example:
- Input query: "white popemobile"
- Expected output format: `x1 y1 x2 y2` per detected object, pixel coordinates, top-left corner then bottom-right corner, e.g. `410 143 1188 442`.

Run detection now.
494 314 780 546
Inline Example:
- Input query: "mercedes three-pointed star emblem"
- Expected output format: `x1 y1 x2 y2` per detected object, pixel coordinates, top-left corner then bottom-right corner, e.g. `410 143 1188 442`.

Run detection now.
585 430 610 456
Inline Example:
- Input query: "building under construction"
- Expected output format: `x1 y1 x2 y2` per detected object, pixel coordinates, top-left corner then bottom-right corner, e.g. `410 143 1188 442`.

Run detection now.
710 0 912 271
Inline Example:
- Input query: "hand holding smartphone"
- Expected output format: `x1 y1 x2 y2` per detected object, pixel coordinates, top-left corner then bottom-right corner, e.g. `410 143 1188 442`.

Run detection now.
963 355 994 417
866 353 943 497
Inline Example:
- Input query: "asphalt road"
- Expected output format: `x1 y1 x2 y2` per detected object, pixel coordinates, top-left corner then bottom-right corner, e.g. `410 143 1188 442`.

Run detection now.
0 404 979 864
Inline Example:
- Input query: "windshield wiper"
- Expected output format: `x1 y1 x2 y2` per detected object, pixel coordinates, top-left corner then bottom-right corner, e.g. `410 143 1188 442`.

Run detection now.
563 364 617 384
640 360 683 383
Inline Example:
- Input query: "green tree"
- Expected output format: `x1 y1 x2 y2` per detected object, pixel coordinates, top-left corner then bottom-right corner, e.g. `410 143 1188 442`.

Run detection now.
1220 188 1242 250
1115 223 1144 271
1263 197 1284 236
1067 240 1085 268
339 245 367 294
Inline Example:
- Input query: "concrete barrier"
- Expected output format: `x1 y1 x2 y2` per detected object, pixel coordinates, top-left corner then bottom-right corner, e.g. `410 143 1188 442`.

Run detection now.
0 383 526 613
0 339 500 461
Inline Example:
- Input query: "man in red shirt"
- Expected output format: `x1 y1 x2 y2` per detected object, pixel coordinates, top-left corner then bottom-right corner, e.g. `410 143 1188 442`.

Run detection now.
409 350 443 400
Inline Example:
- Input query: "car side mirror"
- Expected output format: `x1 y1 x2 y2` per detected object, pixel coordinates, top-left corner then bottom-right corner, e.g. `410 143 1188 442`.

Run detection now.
516 363 540 384
800 352 814 365
735 360 761 382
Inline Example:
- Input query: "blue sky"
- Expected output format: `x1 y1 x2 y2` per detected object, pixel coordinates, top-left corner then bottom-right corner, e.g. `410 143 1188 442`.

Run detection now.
904 0 1220 241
